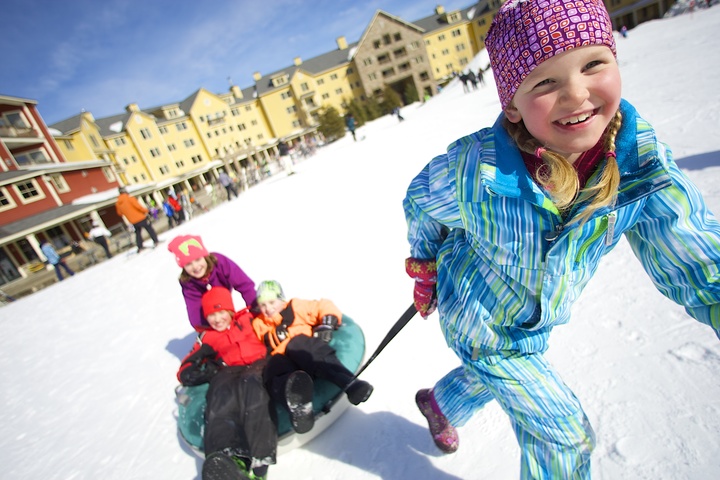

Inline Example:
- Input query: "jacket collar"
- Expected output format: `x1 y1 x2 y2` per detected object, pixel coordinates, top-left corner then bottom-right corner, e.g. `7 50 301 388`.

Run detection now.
468 99 672 212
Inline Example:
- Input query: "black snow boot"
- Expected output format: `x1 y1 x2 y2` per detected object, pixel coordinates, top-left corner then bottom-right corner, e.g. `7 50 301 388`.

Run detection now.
346 379 374 406
202 452 250 480
285 370 315 434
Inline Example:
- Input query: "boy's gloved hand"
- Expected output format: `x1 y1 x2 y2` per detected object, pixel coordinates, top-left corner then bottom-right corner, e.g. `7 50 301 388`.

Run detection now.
313 315 339 343
405 257 437 319
185 344 217 365
275 324 289 342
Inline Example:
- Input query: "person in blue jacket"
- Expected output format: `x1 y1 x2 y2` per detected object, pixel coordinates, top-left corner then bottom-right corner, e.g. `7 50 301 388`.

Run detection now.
402 1 720 478
40 240 75 281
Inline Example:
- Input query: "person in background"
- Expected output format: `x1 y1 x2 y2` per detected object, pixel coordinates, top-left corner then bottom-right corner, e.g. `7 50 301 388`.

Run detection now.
345 114 357 141
168 234 257 331
115 186 159 253
218 169 239 201
178 286 275 480
88 220 113 258
39 240 75 281
403 0 720 477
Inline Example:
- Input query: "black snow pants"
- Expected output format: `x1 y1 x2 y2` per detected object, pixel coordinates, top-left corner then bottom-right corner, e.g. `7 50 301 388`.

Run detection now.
204 360 277 464
263 335 355 402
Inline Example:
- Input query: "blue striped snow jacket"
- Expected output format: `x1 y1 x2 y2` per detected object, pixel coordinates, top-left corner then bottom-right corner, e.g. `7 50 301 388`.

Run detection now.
404 99 720 356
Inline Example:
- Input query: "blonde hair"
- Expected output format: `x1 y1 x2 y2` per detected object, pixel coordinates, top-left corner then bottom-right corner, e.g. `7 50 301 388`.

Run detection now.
502 110 622 224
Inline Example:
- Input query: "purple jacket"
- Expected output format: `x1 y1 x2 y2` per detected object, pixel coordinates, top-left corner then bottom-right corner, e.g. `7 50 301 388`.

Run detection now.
179 252 256 330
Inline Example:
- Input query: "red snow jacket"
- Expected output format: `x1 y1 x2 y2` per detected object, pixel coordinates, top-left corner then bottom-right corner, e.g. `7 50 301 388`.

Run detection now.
177 308 268 385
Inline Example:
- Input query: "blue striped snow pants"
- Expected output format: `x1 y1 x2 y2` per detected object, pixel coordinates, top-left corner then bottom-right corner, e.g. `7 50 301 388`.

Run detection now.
433 342 595 479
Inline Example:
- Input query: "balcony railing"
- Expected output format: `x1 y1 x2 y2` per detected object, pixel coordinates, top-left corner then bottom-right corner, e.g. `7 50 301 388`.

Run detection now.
0 125 39 138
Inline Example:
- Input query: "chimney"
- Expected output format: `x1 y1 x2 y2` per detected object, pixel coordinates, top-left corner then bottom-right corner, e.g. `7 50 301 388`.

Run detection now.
435 5 445 15
125 103 140 113
81 111 95 122
294 57 302 66
230 85 243 99
336 36 348 50
253 72 262 82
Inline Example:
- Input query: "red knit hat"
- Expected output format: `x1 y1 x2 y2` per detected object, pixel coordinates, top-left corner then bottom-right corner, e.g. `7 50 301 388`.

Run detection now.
168 234 209 267
202 286 235 317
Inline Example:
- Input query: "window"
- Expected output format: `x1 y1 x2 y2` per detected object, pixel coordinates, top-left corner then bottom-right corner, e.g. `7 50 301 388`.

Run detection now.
176 122 188 131
452 29 462 37
322 93 330 99
159 126 168 134
300 83 309 92
394 33 402 41
382 68 395 78
438 34 446 41
231 108 240 116
14 180 45 203
89 134 100 147
373 40 381 49
346 67 354 74
420 71 430 81
251 120 258 126
245 106 252 112
175 160 185 168
114 137 126 146
292 120 301 128
0 187 17 212
393 47 407 58
398 62 411 72
368 73 377 81
330 73 338 80
15 149 51 166
411 41 421 49
281 91 293 99
383 34 391 45
317 78 325 85
184 139 195 147
3 111 30 128
140 128 152 139
123 157 130 165
159 165 170 174
63 140 74 150
442 49 450 55
150 148 161 157
335 88 343 94
456 43 466 52
377 53 391 64
131 155 138 163
237 123 246 131
191 155 202 164
286 106 297 114
168 143 176 151
48 173 69 193
102 167 115 182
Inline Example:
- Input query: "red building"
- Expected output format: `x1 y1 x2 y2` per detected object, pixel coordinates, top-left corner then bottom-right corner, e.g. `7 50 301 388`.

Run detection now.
0 95 123 288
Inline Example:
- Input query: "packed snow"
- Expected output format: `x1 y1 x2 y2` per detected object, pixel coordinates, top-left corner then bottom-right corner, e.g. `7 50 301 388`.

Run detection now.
1 7 719 480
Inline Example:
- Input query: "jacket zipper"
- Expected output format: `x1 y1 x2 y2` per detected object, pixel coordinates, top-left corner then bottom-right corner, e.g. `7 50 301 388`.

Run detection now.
574 211 616 263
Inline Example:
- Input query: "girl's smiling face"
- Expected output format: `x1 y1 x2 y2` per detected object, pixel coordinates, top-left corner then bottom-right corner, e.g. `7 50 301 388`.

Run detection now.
207 310 233 331
183 257 208 279
504 45 621 163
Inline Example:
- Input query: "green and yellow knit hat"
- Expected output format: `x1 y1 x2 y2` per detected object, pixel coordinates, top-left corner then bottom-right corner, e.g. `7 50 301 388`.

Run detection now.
256 280 285 303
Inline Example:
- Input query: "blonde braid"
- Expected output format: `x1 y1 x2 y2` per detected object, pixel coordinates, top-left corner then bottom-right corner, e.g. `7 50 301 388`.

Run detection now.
575 110 622 224
502 118 578 211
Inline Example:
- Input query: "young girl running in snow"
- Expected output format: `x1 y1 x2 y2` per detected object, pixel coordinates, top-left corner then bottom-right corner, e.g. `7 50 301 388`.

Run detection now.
403 0 720 478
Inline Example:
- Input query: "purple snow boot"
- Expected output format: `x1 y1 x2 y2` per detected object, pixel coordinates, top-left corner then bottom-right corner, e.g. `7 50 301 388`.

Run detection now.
415 388 459 453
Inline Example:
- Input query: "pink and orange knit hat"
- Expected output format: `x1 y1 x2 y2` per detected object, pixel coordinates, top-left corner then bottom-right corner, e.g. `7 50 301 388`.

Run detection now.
168 234 209 267
485 0 617 110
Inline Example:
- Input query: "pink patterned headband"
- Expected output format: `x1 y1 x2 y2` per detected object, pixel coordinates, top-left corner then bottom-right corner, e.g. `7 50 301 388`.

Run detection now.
485 0 617 109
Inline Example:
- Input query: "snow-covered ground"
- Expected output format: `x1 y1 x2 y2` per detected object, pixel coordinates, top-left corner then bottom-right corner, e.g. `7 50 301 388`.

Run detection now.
1 7 719 480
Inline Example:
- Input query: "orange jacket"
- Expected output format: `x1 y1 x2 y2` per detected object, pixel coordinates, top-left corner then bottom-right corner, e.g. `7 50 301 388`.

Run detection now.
115 193 148 224
252 298 342 355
